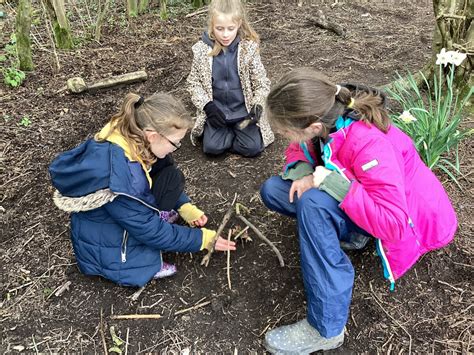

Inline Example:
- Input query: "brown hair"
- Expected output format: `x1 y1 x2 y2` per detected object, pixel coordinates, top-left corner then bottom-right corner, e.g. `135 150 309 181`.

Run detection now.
207 0 259 57
266 68 390 135
95 92 192 166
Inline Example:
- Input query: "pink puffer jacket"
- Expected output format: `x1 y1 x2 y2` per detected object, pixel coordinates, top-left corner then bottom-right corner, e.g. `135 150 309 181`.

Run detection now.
285 120 457 288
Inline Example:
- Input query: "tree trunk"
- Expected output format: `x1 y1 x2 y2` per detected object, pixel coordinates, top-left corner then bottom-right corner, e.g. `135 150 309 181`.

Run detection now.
95 0 111 41
138 0 149 14
43 0 74 49
16 0 33 71
160 0 167 20
192 0 205 8
127 0 138 17
432 0 473 88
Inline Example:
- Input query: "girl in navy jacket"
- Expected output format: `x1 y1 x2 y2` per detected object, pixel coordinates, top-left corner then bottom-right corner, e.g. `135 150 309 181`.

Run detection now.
49 92 235 287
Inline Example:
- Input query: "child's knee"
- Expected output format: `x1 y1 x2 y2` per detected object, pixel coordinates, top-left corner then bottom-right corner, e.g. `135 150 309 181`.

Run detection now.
203 143 227 156
296 189 339 215
232 139 264 157
260 176 282 206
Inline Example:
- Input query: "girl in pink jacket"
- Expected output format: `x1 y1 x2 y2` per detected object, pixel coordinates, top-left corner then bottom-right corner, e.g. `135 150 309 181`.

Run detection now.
260 68 456 354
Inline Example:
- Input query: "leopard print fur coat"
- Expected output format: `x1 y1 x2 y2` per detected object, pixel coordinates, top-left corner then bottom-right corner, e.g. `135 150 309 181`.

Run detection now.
186 39 274 147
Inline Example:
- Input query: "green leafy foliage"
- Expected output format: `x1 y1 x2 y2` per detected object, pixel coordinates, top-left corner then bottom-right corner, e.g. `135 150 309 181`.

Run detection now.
108 326 124 354
387 65 473 188
2 33 27 88
3 67 26 88
19 116 32 127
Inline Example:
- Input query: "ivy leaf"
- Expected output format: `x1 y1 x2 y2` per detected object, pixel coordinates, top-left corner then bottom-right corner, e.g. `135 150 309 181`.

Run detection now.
109 326 124 346
108 346 122 354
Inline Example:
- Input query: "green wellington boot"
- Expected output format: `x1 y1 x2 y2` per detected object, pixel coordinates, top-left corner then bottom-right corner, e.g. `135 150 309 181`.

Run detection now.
264 318 344 354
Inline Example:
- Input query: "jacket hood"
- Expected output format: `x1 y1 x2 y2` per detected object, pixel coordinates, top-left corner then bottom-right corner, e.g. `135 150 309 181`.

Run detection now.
49 139 157 208
202 31 241 52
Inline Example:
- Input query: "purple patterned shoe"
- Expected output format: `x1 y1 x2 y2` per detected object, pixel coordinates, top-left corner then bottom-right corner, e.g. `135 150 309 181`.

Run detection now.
153 262 177 279
159 210 179 224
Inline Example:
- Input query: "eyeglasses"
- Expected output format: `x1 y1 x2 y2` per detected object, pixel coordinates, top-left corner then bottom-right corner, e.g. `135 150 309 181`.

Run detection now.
158 132 182 151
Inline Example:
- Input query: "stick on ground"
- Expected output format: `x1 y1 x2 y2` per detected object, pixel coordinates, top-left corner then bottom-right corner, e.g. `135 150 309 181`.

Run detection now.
174 300 212 316
100 309 108 355
236 215 285 267
111 314 162 320
201 205 235 267
226 229 232 290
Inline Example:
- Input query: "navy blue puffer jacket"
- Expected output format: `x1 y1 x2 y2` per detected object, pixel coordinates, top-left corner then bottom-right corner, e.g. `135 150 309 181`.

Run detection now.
49 139 202 287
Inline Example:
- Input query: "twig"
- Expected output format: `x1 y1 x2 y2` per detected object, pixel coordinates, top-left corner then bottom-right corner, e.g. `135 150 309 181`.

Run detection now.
185 6 208 18
130 286 146 302
234 226 250 240
111 314 162 320
438 280 464 292
236 215 285 267
125 328 129 355
201 205 235 267
226 229 232 290
46 280 71 300
31 335 39 355
370 287 412 354
174 300 211 316
54 280 71 297
100 309 108 355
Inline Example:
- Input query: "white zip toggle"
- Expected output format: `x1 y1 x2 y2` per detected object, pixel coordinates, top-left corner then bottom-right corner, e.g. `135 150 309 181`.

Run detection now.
121 231 128 263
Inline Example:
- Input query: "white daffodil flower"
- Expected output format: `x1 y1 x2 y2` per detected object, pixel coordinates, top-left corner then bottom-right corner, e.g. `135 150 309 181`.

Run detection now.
450 51 467 66
436 48 450 67
399 110 417 123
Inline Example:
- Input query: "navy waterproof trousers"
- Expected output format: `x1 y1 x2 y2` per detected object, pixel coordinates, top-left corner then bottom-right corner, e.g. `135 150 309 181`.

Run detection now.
260 176 365 338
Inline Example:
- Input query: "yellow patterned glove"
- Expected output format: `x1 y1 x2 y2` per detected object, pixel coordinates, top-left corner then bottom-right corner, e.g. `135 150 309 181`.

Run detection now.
200 228 216 250
178 203 204 226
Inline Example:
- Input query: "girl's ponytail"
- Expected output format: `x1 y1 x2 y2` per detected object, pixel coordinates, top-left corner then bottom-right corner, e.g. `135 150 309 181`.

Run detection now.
266 68 391 135
96 92 191 167
337 85 390 133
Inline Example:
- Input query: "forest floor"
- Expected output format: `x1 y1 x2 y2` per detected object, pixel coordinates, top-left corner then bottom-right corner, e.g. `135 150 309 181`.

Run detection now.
1 1 473 353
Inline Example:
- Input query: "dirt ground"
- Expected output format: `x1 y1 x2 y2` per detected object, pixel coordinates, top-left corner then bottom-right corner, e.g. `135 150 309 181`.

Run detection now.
1 1 473 353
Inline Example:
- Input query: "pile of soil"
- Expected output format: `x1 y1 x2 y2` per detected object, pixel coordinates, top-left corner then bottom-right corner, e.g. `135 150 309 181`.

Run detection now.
1 1 472 353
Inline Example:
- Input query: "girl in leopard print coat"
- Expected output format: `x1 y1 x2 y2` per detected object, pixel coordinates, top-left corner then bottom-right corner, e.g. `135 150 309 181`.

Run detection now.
186 0 274 157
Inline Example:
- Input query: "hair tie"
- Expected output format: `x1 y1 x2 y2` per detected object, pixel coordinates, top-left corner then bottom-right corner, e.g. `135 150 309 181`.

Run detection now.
135 96 144 108
347 97 355 109
335 84 341 96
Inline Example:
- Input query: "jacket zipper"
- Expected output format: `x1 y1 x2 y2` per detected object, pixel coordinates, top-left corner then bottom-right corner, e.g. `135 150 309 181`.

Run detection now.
376 239 396 291
376 216 419 291
121 230 128 263
115 192 161 263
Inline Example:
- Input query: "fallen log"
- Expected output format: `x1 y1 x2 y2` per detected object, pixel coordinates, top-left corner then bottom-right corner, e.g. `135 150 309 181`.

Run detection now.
66 70 148 93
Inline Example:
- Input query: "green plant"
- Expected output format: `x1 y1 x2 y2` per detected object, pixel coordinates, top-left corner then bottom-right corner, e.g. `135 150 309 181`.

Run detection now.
5 34 17 56
387 49 473 187
3 67 26 87
2 33 28 88
19 115 32 127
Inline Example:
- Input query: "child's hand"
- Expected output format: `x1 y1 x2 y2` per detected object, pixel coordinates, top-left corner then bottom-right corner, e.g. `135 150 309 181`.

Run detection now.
214 236 236 252
201 229 236 251
191 214 208 227
289 175 314 203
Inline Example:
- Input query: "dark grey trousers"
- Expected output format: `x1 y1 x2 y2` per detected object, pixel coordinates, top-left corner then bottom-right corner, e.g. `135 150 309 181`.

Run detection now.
202 121 264 157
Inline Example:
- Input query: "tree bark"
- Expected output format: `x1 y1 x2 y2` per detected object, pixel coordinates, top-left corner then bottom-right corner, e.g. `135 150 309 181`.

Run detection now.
127 0 138 17
16 0 33 71
95 0 111 41
138 0 149 14
432 0 473 88
160 0 167 20
193 0 205 8
43 0 74 49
